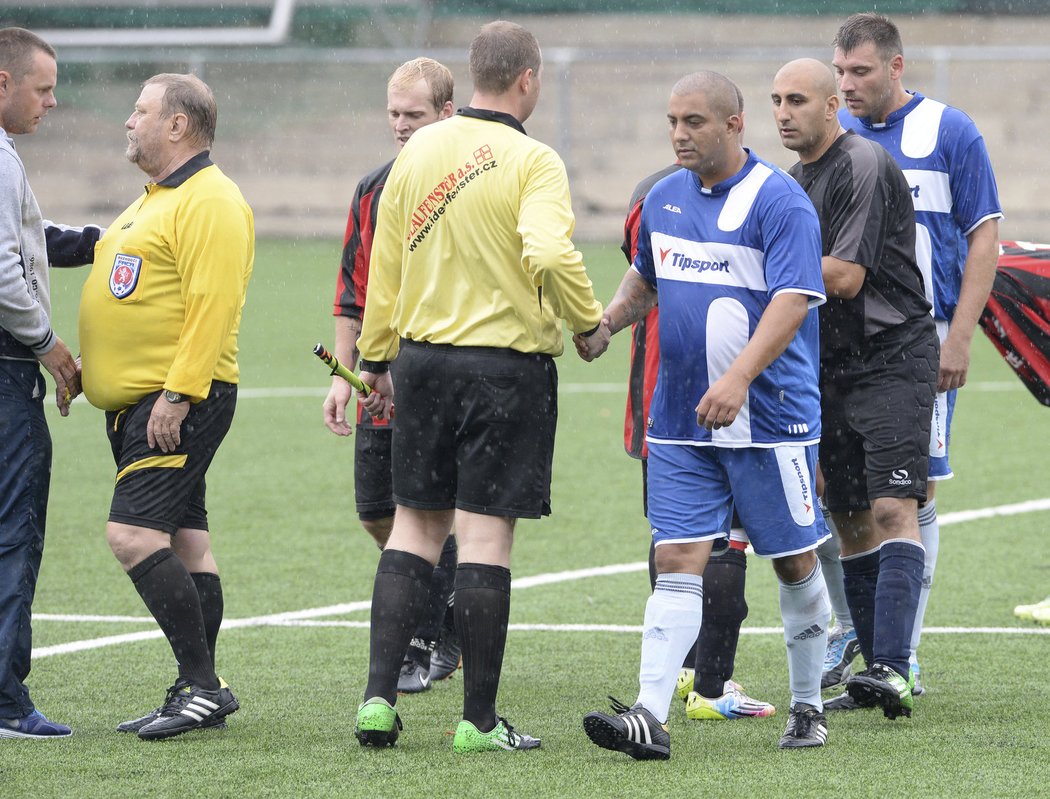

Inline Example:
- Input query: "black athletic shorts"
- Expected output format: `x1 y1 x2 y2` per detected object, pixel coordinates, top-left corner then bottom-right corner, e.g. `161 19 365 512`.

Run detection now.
391 339 558 518
354 418 395 520
820 324 938 513
105 381 237 534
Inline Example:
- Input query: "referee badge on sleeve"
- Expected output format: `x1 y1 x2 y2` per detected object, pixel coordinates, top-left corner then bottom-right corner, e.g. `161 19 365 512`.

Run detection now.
110 253 143 299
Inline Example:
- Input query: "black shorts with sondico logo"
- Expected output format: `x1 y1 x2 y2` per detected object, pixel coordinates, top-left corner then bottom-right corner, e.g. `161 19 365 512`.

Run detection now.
820 321 939 513
105 381 237 534
391 339 557 519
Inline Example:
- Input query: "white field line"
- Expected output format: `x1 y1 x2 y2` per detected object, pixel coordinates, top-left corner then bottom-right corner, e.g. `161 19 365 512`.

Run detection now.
232 380 1026 400
235 383 629 399
252 620 1050 636
32 498 1050 658
65 380 1023 404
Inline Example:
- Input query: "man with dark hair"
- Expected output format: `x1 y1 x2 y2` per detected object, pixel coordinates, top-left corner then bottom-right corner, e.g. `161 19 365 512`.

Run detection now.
773 57 938 720
621 164 776 724
323 57 460 694
830 12 1002 696
581 70 831 758
0 27 100 740
79 73 254 741
352 20 605 754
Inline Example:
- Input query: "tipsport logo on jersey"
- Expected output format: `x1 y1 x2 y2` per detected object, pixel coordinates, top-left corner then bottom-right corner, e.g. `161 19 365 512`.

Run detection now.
406 145 499 252
659 248 730 275
649 232 766 292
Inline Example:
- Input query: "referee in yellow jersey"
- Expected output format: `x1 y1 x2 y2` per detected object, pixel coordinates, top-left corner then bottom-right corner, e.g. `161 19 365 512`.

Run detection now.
78 74 253 741
353 21 609 754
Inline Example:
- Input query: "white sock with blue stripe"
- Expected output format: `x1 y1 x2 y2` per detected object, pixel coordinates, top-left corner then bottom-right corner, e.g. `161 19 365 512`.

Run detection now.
635 572 704 724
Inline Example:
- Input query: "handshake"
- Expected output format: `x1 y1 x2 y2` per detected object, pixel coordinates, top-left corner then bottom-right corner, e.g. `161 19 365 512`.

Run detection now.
572 315 613 362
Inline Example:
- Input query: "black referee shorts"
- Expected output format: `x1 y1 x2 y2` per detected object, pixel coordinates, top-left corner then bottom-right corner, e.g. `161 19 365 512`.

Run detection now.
391 339 558 519
105 381 237 534
820 324 938 513
354 423 396 521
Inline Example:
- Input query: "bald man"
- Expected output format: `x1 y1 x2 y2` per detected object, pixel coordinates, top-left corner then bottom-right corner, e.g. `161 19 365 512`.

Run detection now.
581 70 831 757
773 59 938 721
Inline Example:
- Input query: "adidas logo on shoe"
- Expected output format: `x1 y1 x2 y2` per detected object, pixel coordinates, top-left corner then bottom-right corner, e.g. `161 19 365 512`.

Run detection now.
792 624 824 640
137 680 239 741
583 698 671 761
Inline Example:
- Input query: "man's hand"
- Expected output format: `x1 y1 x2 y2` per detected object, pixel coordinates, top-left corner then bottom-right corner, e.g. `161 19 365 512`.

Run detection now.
573 317 612 362
37 337 78 417
358 371 394 421
323 377 354 436
147 394 191 453
56 357 83 417
695 370 749 431
937 332 970 392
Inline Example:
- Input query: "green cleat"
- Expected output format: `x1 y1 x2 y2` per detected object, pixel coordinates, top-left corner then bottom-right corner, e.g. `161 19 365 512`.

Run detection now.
846 664 914 720
354 697 402 747
452 717 540 753
674 668 694 702
1014 596 1050 621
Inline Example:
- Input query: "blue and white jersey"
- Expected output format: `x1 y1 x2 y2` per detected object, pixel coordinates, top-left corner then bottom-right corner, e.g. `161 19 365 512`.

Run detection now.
634 150 825 449
840 92 1002 323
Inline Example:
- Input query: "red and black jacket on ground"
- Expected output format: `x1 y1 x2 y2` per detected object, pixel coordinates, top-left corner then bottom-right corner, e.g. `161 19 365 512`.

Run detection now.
979 240 1050 406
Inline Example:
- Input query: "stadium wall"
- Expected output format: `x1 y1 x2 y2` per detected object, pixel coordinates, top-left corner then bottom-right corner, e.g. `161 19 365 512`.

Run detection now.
17 13 1047 242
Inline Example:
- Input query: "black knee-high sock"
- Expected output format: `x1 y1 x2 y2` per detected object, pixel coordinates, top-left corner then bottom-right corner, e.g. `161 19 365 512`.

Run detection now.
191 572 224 669
694 547 748 697
648 538 657 591
364 549 433 704
129 549 218 690
455 562 511 732
842 550 880 668
406 536 458 668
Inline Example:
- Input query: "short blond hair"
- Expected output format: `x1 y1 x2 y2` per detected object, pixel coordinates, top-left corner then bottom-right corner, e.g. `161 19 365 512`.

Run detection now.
388 57 454 111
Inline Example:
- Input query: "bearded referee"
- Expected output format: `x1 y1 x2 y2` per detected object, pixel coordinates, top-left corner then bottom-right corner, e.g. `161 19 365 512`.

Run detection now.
79 74 253 740
353 21 607 753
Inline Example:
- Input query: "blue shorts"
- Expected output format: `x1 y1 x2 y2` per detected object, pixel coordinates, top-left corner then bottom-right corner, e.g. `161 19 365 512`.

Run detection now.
646 442 829 559
928 388 955 480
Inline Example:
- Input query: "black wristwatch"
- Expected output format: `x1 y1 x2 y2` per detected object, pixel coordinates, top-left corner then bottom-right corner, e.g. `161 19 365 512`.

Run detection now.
163 390 187 404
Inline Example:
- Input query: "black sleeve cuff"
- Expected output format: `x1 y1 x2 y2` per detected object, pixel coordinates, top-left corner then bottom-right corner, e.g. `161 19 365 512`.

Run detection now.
360 359 389 373
578 323 600 338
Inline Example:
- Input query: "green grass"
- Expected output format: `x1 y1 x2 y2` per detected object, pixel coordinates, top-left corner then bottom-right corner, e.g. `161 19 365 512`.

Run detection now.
10 239 1050 797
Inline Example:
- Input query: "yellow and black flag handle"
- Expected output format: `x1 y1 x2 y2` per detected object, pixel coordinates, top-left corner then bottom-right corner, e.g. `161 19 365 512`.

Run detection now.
313 343 371 396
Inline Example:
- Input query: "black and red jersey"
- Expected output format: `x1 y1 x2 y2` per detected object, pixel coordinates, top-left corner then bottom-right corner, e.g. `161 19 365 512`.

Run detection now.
621 164 681 459
332 159 395 320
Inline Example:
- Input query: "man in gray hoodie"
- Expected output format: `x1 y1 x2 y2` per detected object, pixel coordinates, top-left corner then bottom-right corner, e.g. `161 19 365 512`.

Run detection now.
0 27 99 739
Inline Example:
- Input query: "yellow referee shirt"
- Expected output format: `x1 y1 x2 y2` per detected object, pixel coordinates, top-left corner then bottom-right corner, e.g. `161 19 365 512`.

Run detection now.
358 108 602 362
80 154 254 411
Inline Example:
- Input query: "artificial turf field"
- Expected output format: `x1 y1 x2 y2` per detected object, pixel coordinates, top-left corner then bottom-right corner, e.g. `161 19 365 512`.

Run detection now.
10 239 1050 798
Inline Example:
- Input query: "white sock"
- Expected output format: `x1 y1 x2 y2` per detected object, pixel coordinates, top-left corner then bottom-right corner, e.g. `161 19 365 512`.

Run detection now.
817 505 852 630
910 500 940 662
780 560 831 711
635 573 704 723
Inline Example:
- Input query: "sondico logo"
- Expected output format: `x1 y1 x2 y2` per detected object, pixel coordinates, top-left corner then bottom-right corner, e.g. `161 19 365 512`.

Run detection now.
658 248 730 274
889 468 912 486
